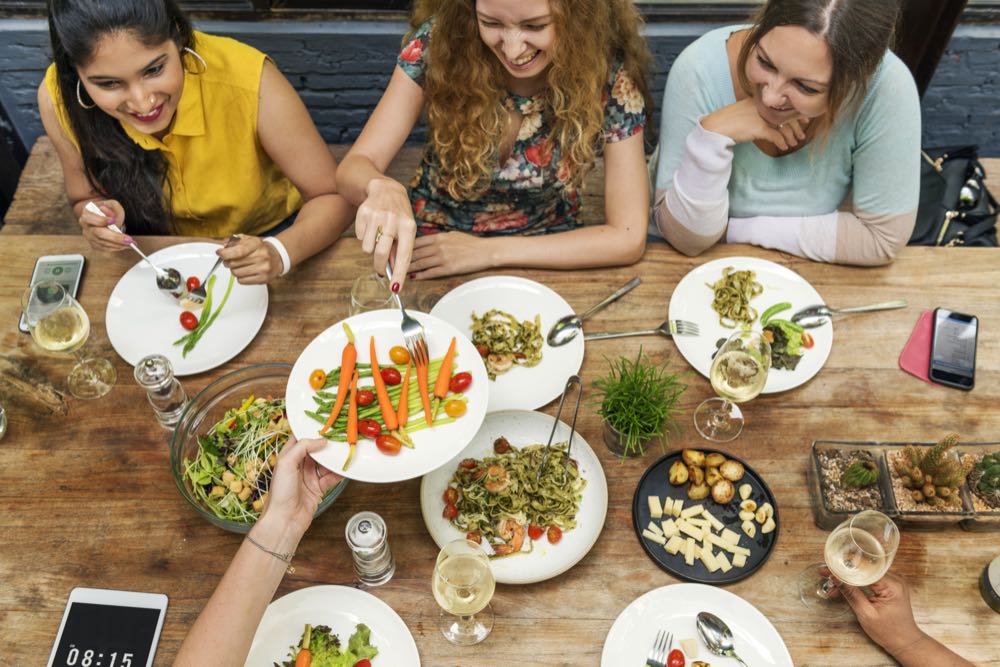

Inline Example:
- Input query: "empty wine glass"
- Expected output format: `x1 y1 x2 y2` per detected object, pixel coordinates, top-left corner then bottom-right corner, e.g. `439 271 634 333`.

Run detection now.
798 510 900 615
350 272 394 315
694 329 770 442
21 281 116 399
432 538 495 645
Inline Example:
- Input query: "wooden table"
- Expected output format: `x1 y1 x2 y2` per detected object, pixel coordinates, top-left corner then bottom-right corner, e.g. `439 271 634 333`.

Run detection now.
1 237 998 666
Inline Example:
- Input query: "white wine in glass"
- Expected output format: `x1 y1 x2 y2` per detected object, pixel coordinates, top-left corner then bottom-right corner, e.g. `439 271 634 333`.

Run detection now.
694 330 770 442
432 538 495 645
31 302 90 353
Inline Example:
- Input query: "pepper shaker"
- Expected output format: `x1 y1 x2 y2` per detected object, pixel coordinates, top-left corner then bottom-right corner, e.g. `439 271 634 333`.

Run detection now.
345 511 395 586
133 354 188 429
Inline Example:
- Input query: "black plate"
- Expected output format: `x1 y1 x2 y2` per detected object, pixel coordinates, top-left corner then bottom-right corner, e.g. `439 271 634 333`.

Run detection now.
631 448 780 585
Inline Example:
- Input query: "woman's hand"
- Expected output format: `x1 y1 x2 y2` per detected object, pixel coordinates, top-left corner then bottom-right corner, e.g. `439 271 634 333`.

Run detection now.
701 97 809 151
410 231 493 280
828 570 923 655
217 235 282 285
356 177 416 290
259 436 341 539
78 199 132 252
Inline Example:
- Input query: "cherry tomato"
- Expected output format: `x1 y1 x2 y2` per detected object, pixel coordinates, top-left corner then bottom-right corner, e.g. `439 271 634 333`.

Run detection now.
459 458 477 470
389 345 410 365
475 343 489 358
466 532 481 544
547 526 563 544
449 371 473 393
357 389 375 407
493 437 511 454
179 310 199 331
443 487 459 505
380 367 402 385
528 524 544 541
442 503 458 519
359 419 382 439
444 399 467 418
802 331 815 349
185 276 200 292
667 649 685 667
309 369 327 390
376 434 402 455
354 660 372 667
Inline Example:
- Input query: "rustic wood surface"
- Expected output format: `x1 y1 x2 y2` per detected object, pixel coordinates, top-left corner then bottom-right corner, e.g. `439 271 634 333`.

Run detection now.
2 138 606 234
0 236 998 667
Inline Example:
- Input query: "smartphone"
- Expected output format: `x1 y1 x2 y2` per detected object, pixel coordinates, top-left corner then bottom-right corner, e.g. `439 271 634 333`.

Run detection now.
19 254 86 333
47 587 167 667
929 307 978 390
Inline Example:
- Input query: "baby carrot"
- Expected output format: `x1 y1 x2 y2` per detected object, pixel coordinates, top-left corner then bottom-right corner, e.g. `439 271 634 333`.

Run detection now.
344 369 359 470
431 337 457 421
416 360 433 427
370 337 399 432
396 363 412 427
295 624 312 667
320 323 356 435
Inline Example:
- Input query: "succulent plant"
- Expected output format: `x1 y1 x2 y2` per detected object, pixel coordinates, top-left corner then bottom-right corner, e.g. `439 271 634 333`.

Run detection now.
891 433 971 508
971 452 1000 505
841 460 879 488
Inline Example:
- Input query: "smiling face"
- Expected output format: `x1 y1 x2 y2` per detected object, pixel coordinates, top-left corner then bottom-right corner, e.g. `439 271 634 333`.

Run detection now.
475 0 555 93
77 31 185 137
745 25 832 127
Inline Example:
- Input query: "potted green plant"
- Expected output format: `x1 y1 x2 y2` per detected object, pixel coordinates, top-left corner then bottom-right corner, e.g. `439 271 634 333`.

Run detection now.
593 349 686 458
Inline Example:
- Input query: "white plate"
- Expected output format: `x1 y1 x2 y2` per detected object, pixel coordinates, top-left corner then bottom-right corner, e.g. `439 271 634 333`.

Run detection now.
668 256 832 393
286 309 489 483
105 242 268 376
246 585 420 666
430 276 584 411
601 583 792 667
419 409 608 584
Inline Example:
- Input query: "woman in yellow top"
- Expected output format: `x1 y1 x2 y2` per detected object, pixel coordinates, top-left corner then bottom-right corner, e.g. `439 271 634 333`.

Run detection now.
38 0 358 284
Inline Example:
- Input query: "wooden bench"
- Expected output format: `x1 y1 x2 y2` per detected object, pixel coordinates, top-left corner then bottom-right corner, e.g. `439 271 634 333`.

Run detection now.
1 138 607 234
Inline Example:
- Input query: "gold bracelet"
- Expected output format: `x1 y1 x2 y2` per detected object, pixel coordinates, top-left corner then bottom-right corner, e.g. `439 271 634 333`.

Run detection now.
246 533 296 574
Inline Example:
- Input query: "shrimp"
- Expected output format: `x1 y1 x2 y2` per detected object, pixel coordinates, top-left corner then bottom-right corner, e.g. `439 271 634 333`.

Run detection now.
487 353 514 375
492 518 525 556
483 464 510 493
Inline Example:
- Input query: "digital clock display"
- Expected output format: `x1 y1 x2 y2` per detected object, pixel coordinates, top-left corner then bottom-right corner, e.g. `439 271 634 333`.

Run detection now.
51 602 162 667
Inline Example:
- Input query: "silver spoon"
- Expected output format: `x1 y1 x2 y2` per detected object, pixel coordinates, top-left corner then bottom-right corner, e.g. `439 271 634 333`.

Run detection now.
84 202 183 296
696 611 749 667
791 299 908 328
547 277 641 347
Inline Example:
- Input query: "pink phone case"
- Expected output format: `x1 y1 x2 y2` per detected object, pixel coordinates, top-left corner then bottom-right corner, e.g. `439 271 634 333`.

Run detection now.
898 309 933 384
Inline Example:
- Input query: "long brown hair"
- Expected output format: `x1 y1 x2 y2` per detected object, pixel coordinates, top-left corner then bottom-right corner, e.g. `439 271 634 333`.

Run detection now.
409 0 653 199
737 0 901 138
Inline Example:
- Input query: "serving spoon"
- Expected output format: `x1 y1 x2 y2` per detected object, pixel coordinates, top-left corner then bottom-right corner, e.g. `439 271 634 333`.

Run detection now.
791 299 908 328
696 611 749 667
547 277 641 347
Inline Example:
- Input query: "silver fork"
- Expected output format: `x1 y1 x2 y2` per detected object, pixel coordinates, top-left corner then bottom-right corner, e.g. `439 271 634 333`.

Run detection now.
385 262 429 376
187 235 241 305
584 319 699 341
646 629 673 667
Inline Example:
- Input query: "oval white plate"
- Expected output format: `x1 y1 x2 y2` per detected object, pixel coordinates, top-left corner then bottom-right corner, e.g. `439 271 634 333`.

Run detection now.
419 409 608 584
601 583 792 666
430 276 584 411
286 309 489 483
668 256 832 393
246 585 420 666
105 242 268 376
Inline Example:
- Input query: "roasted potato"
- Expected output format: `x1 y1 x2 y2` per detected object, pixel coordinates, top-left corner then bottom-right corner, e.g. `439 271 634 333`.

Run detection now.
720 459 745 481
705 466 723 487
705 452 726 468
711 479 735 504
668 460 689 485
688 482 710 500
688 465 705 486
682 448 706 468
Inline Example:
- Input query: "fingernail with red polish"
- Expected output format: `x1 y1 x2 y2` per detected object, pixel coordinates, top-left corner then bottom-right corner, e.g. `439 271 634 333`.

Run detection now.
391 282 400 293
408 273 416 280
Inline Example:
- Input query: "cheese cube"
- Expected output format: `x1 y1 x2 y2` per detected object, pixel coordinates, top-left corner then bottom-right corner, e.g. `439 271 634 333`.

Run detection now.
716 551 732 572
730 545 751 557
721 528 741 546
700 547 719 572
661 519 679 539
703 531 725 549
665 535 685 555
686 517 710 529
662 496 673 516
680 503 704 519
684 537 696 565
676 520 704 542
642 529 666 545
732 552 748 568
702 507 725 532
672 498 684 517
680 638 698 658
647 521 663 537
648 495 663 519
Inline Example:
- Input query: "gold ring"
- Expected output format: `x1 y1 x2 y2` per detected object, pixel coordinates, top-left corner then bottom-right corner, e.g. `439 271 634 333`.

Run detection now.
374 227 383 244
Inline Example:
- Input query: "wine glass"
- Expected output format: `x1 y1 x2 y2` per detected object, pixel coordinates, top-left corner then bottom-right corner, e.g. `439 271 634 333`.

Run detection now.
798 510 900 615
694 329 771 442
21 281 116 399
432 538 495 645
350 272 394 315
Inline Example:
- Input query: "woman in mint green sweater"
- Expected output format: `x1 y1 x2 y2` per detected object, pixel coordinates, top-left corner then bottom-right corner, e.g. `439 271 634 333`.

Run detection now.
653 0 920 266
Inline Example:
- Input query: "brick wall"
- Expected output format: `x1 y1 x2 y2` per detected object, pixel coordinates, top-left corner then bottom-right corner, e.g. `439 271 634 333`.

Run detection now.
1 19 998 155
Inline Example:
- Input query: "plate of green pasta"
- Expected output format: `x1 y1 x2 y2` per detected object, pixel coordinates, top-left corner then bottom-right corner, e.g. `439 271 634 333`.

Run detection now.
430 276 584 411
419 409 608 584
668 256 832 393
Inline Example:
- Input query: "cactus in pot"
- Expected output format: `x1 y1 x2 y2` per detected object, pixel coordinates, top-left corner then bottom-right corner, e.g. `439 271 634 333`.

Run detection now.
891 433 971 508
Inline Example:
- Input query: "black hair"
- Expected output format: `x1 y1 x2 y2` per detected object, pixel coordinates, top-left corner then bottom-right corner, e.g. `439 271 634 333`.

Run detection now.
47 0 195 234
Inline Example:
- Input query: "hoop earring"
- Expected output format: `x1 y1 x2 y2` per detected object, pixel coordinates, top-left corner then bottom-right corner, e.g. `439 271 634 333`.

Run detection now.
76 80 96 109
183 47 208 74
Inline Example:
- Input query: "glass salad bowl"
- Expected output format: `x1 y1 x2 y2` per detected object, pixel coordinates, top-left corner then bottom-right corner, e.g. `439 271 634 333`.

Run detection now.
170 363 347 533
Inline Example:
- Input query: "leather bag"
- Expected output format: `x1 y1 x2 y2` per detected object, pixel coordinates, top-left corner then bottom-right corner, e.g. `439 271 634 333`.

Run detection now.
909 145 998 247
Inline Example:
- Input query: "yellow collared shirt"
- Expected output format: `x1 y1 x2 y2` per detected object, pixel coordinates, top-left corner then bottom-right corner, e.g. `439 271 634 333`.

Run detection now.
45 31 302 237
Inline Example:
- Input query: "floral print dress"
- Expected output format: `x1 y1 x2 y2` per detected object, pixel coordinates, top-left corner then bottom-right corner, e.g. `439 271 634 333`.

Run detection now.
398 20 646 236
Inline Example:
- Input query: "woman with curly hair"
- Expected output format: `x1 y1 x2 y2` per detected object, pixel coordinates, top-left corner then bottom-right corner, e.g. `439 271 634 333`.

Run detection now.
337 0 652 284
652 0 920 266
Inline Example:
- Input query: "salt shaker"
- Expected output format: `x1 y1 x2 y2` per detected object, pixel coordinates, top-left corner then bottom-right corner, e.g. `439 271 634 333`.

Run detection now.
133 354 188 429
345 511 395 586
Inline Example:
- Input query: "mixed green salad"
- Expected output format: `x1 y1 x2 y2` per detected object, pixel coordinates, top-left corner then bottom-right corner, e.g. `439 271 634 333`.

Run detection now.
279 623 378 667
760 302 815 371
